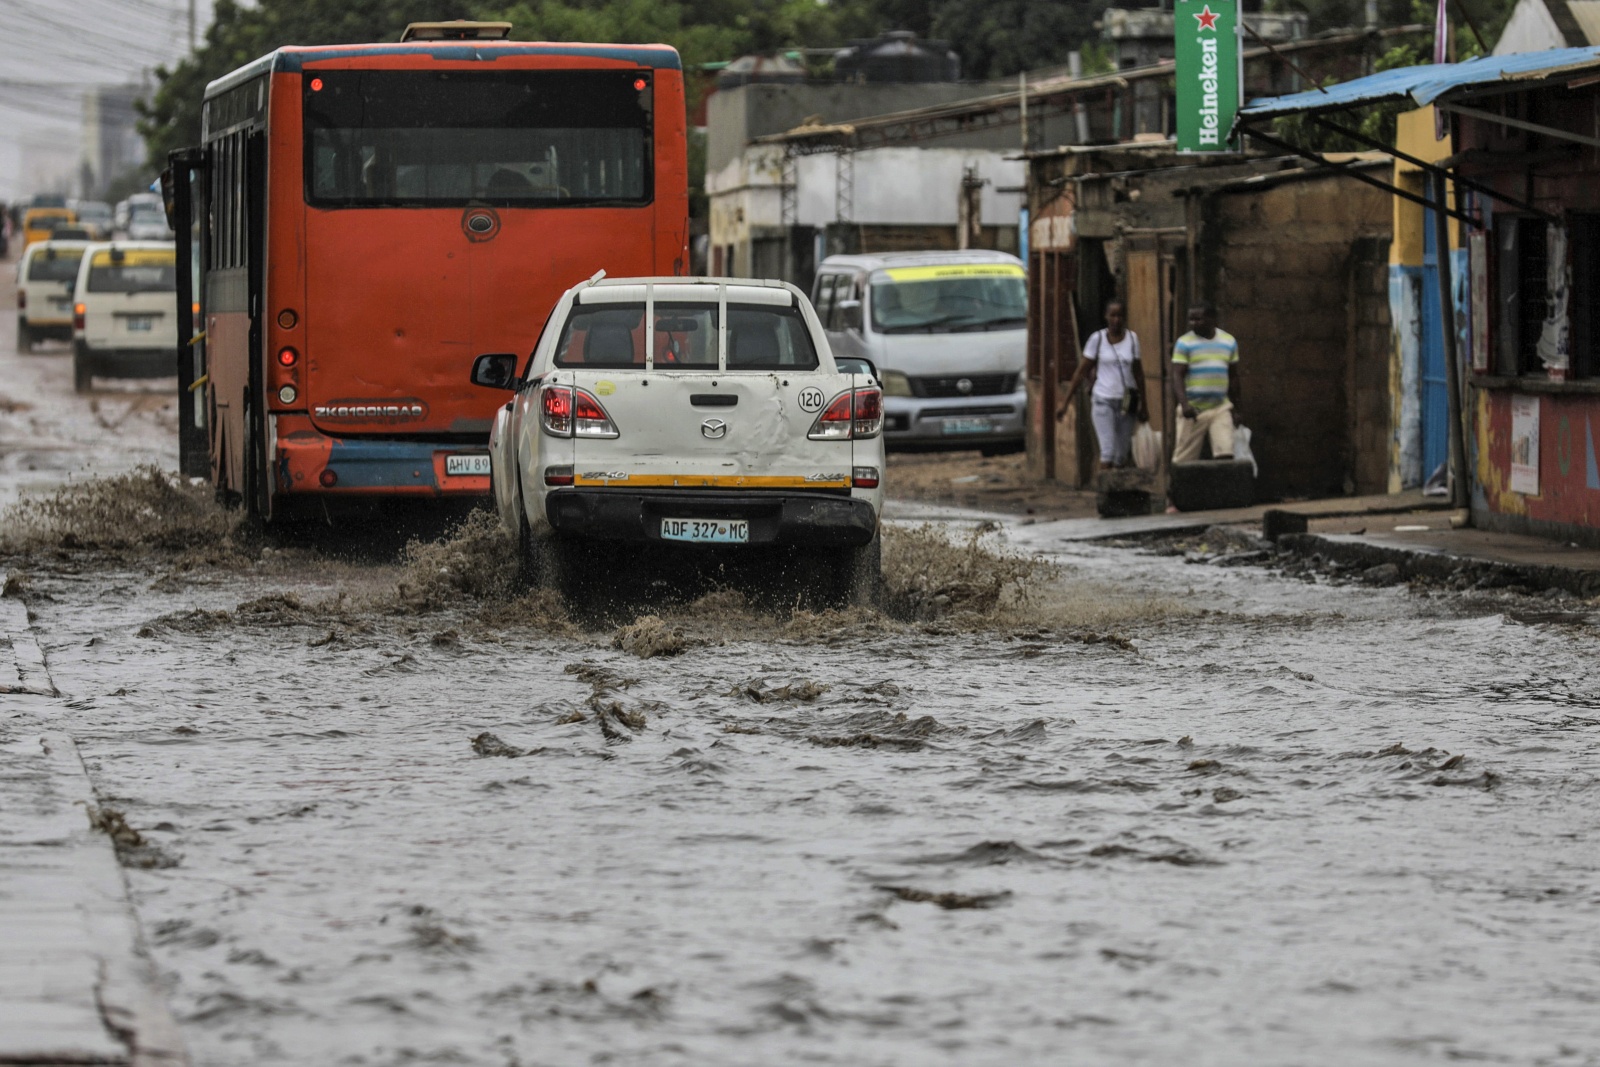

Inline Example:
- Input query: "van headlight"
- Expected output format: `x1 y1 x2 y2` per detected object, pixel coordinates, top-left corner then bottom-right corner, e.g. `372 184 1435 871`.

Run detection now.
880 370 913 397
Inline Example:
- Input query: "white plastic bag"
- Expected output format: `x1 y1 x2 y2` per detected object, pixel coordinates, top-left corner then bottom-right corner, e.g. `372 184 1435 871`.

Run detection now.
1132 423 1162 472
1234 424 1258 477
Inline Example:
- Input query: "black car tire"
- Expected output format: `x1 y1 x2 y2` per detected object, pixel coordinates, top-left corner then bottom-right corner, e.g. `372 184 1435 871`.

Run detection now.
72 341 92 393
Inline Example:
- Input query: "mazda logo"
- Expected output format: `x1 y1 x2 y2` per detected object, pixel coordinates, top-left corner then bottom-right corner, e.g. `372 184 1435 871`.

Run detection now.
701 418 727 439
956 378 974 395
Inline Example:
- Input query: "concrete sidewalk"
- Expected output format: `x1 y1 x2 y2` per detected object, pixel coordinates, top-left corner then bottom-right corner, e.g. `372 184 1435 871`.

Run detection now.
1031 488 1447 543
1028 490 1600 597
2 575 188 1067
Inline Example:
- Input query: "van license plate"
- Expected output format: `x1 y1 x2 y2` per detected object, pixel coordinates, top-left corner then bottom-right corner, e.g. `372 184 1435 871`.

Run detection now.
445 454 491 476
126 316 154 332
942 417 992 435
661 519 749 543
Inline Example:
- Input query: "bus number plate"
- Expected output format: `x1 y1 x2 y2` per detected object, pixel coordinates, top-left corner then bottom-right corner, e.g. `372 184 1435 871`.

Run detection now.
445 454 491 476
661 519 749 543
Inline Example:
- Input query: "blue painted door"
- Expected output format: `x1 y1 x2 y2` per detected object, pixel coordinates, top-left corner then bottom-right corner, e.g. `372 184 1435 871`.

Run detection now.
1420 209 1449 481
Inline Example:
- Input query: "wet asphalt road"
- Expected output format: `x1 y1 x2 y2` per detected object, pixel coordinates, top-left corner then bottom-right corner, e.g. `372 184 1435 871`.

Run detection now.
3 298 1600 1067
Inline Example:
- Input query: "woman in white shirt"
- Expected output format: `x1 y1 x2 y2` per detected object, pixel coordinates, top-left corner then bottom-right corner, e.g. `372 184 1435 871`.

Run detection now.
1070 300 1144 470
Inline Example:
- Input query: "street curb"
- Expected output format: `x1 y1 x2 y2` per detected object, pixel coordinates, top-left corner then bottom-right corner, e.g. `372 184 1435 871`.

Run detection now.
0 585 56 697
0 729 190 1067
1278 532 1600 598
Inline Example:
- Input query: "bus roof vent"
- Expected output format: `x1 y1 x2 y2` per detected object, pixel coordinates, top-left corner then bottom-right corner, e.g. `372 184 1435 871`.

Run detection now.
400 21 512 42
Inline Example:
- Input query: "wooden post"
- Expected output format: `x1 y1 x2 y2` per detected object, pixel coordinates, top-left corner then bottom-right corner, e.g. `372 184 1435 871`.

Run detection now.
1431 169 1469 512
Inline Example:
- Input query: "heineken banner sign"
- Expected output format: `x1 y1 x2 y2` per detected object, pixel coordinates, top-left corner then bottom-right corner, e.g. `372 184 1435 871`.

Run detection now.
1175 0 1241 152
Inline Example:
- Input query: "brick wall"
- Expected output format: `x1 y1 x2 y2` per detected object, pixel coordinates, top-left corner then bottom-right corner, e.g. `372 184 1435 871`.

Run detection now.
1206 175 1393 500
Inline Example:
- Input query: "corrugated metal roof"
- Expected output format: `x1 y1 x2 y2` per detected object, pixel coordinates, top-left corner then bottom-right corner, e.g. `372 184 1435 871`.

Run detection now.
1236 45 1600 121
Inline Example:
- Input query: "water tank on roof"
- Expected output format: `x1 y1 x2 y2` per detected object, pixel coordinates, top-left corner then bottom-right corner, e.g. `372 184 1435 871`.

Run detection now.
834 31 960 83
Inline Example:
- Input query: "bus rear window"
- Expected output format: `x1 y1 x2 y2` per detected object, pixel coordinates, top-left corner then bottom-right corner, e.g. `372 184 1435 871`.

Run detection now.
305 70 652 207
87 262 176 293
28 251 84 282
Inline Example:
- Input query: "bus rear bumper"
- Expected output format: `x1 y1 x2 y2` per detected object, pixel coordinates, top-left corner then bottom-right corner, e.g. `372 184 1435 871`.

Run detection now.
273 416 491 497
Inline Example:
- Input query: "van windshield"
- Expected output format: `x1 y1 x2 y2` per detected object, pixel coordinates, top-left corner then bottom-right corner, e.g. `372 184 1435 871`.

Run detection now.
869 265 1026 334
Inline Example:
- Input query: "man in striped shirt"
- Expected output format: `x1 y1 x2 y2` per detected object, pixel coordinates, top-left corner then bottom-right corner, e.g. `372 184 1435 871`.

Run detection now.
1170 302 1240 463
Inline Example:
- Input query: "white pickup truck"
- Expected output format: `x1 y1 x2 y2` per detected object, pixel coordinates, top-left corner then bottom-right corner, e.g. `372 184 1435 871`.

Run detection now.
471 276 885 605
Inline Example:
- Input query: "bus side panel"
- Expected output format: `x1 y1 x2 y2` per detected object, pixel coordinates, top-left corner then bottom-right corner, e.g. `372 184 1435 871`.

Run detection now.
265 73 308 481
652 70 691 276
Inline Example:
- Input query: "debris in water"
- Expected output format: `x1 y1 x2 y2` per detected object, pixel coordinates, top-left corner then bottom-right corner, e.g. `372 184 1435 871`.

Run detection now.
395 509 518 608
470 732 531 758
727 678 829 703
881 523 1049 620
0 465 241 555
86 804 179 869
612 615 687 658
874 885 1012 910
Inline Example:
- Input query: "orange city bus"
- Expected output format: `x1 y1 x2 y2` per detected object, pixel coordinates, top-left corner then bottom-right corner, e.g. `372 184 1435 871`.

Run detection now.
168 23 688 521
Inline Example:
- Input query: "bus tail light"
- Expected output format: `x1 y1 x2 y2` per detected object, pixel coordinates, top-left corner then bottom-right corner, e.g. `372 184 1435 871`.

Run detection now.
73 303 86 331
808 387 882 440
319 469 337 487
544 465 574 486
277 347 298 367
852 466 880 489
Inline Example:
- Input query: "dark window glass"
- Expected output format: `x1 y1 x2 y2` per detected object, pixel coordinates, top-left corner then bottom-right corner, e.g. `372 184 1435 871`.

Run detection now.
88 262 176 293
727 304 817 369
28 250 84 282
556 304 646 368
304 70 653 208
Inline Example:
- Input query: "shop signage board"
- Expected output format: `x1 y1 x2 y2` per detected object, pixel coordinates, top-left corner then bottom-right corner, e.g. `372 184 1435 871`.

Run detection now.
1175 0 1242 152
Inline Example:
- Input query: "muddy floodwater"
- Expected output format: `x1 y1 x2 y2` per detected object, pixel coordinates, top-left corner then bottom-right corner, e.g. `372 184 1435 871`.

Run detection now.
0 482 1594 1067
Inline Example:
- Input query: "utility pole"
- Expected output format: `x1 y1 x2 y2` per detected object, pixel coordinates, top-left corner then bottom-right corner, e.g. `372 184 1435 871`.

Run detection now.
188 0 197 52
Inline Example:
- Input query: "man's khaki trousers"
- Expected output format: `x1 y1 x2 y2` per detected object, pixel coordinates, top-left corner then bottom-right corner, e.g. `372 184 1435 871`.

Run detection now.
1173 400 1235 462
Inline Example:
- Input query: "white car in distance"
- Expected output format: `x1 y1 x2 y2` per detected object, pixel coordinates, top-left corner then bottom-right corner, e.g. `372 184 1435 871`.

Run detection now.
471 276 885 606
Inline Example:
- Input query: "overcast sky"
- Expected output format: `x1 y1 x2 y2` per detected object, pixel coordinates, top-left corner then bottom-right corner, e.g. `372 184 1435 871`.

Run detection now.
0 0 222 202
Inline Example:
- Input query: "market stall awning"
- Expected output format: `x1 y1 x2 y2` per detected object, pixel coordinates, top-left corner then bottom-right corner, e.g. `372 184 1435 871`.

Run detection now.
1234 44 1600 122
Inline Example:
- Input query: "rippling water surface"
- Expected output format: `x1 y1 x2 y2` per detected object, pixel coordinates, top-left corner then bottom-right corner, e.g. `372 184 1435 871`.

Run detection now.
15 518 1600 1066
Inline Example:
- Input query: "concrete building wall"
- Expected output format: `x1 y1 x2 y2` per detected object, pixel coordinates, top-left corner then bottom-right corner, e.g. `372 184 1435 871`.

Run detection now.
794 149 1023 227
1207 174 1393 499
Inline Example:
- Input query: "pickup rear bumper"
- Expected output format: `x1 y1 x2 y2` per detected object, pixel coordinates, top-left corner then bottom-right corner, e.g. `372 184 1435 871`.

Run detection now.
544 488 878 547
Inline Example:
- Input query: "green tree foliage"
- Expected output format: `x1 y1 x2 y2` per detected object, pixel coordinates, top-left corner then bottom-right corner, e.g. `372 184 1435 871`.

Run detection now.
139 0 477 163
926 0 1099 79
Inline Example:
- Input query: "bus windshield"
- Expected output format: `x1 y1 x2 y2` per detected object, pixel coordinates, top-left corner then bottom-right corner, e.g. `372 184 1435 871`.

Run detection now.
305 70 652 207
869 265 1027 334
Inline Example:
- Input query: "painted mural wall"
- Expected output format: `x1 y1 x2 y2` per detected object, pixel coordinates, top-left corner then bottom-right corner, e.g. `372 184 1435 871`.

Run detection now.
1473 390 1600 544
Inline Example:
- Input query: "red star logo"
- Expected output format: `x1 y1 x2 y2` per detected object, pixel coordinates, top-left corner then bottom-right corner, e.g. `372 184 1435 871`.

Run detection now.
1194 4 1219 30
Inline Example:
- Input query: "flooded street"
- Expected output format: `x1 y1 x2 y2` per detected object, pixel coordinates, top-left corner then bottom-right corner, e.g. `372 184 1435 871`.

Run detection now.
4 304 1600 1066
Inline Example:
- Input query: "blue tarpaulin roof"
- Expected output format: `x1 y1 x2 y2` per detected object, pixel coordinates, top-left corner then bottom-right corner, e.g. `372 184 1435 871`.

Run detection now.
1235 45 1600 121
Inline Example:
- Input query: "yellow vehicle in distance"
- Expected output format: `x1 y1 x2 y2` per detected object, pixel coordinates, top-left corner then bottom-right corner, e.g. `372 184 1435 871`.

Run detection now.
21 207 76 249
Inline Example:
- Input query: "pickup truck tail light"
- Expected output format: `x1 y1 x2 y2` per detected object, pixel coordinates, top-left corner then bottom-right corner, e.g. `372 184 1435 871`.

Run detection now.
808 387 883 440
541 385 619 439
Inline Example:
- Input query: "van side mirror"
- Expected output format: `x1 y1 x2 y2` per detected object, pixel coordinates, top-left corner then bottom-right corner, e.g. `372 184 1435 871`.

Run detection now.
837 298 863 332
471 352 520 390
